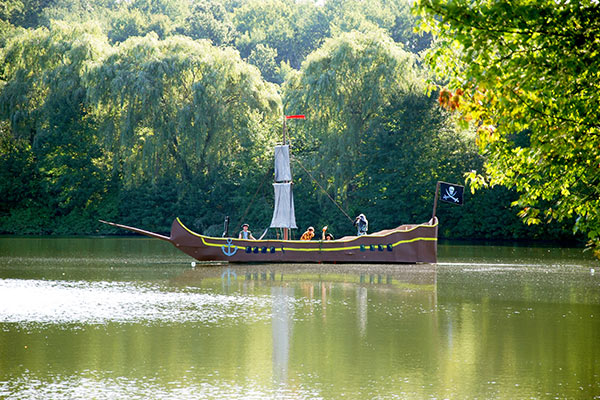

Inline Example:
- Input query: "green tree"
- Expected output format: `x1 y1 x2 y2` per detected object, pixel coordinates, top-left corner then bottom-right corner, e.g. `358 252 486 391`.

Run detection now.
108 8 176 42
182 0 235 46
0 22 111 233
0 122 41 219
324 0 430 53
233 0 295 61
38 0 117 27
388 1 432 53
284 31 421 207
233 0 330 70
2 0 52 28
127 0 189 24
351 93 477 229
325 0 396 36
417 0 600 254
86 33 281 190
0 0 19 40
247 43 279 84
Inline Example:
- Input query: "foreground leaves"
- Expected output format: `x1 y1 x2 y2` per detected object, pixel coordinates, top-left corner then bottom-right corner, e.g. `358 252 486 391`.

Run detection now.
418 0 600 255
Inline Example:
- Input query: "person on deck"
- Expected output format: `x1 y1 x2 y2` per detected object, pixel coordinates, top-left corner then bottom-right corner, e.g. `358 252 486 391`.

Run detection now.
300 226 315 240
322 226 334 240
238 223 256 240
354 214 368 236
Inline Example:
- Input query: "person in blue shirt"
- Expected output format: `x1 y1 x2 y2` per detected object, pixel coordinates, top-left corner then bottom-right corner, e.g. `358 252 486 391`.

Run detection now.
238 224 256 240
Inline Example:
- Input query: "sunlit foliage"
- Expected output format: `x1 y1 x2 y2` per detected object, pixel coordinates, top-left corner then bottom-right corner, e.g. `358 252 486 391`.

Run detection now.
86 33 280 184
418 0 600 253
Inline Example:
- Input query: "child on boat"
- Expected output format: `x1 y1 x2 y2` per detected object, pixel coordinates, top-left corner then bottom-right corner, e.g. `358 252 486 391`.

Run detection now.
300 227 315 240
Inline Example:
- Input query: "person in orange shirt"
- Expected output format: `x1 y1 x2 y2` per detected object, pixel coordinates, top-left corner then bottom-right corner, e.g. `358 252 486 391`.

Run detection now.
300 226 315 240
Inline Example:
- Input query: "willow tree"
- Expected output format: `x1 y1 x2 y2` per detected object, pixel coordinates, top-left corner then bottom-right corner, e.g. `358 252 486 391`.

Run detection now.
86 33 281 188
284 30 422 208
0 22 111 232
417 0 600 254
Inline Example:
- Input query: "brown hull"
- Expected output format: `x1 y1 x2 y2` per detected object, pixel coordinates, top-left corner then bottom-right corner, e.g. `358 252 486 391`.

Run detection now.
102 218 438 264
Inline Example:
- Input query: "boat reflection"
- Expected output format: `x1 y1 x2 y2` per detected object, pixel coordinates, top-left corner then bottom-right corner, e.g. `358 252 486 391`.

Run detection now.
171 263 437 291
272 286 293 385
170 263 437 388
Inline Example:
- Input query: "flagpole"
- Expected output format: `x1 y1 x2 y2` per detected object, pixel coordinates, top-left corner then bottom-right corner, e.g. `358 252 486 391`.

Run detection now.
432 181 440 220
282 116 288 240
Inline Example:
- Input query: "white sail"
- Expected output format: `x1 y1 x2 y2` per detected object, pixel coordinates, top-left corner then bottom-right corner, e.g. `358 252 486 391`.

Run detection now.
270 183 297 228
273 145 292 182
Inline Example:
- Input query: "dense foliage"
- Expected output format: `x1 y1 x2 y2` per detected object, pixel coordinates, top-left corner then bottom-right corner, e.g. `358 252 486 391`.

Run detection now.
417 0 599 253
0 0 581 243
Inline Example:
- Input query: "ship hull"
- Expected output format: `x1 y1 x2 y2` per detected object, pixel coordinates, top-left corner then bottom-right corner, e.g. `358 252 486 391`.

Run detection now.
152 218 437 264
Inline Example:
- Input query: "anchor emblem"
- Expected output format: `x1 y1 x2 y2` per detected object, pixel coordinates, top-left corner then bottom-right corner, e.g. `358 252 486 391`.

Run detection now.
221 238 238 256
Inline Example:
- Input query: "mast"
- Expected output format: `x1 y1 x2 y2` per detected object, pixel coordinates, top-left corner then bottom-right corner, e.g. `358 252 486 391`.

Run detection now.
282 117 289 240
270 115 304 240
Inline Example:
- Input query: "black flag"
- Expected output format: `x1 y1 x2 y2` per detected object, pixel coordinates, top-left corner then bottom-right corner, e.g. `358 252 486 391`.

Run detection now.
439 182 464 205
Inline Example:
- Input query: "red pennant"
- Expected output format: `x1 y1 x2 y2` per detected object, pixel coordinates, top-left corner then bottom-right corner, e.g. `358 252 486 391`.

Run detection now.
285 115 306 119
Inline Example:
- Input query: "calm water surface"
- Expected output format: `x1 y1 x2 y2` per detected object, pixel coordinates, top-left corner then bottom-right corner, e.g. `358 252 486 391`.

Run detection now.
0 237 599 399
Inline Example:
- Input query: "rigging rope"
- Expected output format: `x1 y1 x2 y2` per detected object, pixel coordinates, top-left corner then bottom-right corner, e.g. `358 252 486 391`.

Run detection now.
292 157 355 224
235 167 272 232
233 156 354 236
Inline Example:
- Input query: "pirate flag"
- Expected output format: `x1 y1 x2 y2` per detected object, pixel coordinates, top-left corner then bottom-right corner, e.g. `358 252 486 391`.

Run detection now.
439 182 464 205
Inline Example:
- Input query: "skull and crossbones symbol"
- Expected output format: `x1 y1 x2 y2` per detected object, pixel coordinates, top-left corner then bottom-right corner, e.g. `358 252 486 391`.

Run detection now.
442 186 459 203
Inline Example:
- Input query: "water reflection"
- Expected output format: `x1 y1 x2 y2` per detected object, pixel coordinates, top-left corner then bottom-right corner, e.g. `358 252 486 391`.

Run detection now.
172 263 438 341
174 263 437 289
220 268 237 294
356 286 367 337
1 237 599 399
272 286 293 385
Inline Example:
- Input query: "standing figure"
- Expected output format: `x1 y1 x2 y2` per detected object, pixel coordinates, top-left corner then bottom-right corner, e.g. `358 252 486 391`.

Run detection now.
354 214 368 236
322 226 334 240
238 223 256 240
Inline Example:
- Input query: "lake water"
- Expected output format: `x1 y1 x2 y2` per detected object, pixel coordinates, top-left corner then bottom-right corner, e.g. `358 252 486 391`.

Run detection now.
1 237 599 399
